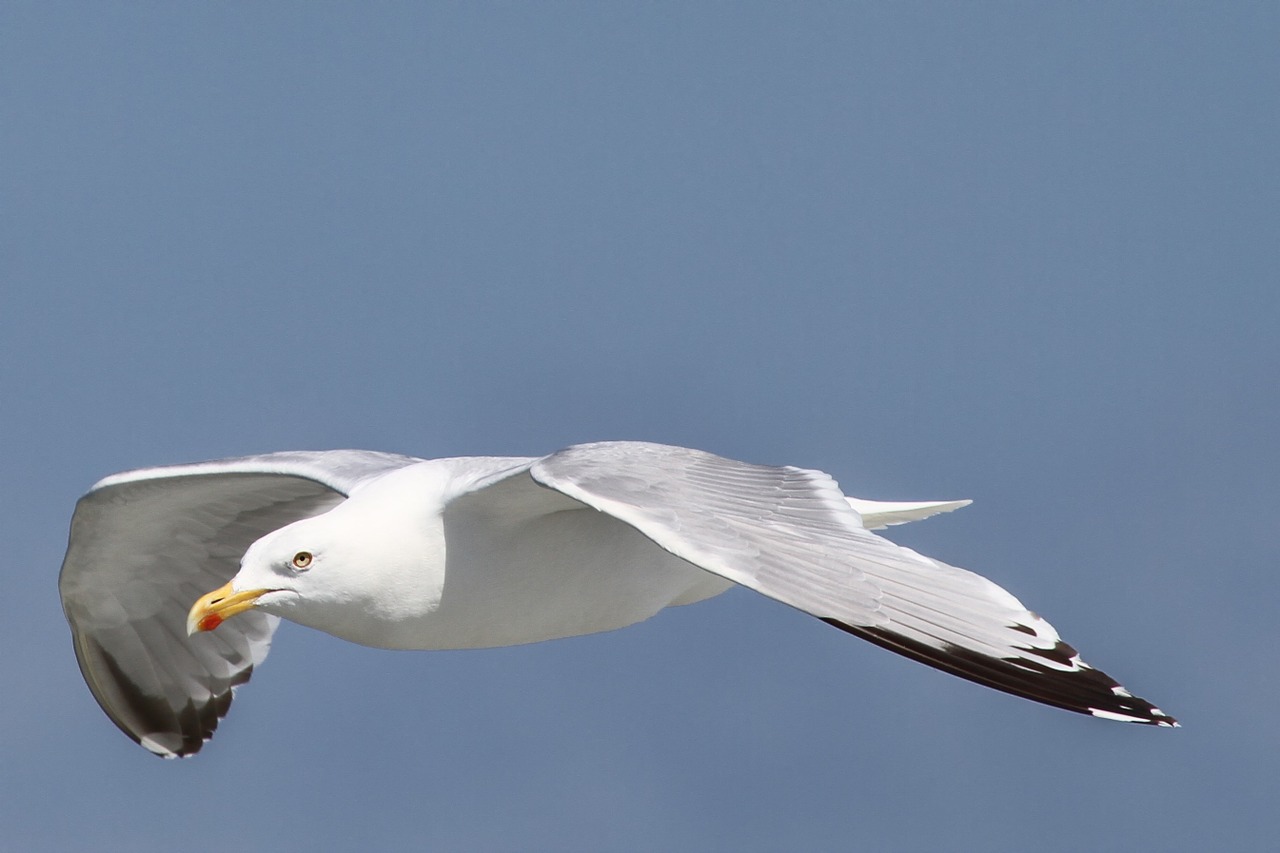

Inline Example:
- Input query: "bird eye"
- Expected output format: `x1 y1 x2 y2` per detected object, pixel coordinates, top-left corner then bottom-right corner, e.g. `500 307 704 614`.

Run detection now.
292 551 313 570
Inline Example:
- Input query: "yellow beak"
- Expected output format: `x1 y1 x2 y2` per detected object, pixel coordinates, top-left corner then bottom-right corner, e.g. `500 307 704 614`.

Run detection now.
186 582 272 636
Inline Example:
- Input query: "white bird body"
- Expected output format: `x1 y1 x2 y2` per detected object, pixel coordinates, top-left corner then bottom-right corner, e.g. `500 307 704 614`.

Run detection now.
255 457 732 650
58 441 1176 758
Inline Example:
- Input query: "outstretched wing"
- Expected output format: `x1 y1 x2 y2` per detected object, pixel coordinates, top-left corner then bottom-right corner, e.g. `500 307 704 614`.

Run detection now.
59 449 421 757
531 441 1175 726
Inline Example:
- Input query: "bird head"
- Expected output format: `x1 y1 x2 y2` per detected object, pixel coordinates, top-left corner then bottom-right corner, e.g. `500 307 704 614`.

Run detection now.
186 516 333 635
186 493 446 646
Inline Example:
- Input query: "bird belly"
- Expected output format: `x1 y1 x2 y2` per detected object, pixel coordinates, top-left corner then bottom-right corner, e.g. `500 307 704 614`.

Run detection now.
373 508 731 650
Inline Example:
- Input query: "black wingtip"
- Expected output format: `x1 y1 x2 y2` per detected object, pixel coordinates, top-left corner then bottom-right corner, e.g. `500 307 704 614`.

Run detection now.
76 631 251 758
821 618 1178 727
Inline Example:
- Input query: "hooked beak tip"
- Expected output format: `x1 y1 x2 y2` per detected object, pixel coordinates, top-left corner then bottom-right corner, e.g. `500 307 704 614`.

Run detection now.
187 582 269 636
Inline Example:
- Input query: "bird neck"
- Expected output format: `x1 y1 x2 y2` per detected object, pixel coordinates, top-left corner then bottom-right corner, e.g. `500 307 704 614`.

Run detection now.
302 464 451 647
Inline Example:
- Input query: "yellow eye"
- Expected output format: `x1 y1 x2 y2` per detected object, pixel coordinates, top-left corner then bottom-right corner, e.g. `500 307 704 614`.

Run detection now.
292 551 313 570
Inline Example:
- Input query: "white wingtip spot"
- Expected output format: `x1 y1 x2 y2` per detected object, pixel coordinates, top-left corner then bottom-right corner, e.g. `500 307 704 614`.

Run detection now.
1089 709 1150 724
139 733 182 758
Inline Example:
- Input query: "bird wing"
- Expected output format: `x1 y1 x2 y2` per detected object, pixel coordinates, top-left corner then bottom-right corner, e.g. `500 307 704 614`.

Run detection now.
530 441 1175 726
59 449 421 757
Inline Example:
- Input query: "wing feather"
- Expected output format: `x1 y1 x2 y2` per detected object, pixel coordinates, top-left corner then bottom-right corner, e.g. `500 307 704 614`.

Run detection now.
531 441 1175 726
59 449 420 756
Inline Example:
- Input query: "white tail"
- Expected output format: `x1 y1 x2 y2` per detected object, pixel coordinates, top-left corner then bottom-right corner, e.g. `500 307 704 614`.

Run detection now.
845 497 972 529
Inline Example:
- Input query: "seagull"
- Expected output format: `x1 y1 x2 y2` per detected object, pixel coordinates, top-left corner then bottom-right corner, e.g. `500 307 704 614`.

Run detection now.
58 441 1176 757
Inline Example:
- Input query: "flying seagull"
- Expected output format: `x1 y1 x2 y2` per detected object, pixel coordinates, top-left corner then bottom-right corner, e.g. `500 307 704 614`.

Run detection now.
58 441 1176 757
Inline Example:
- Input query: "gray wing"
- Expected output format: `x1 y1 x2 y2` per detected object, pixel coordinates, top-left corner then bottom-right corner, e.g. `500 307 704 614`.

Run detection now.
531 442 1176 726
59 449 420 757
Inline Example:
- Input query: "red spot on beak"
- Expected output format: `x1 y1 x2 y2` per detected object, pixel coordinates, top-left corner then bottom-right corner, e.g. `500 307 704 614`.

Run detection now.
198 612 223 632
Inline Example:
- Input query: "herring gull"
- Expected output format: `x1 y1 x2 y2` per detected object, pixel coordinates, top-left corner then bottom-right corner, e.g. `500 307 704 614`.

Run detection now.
58 441 1176 757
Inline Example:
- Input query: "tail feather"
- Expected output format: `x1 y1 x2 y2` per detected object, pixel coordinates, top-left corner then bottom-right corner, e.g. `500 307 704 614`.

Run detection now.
846 497 972 530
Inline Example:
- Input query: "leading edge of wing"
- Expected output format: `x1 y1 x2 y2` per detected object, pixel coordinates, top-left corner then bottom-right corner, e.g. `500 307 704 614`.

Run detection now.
88 448 423 497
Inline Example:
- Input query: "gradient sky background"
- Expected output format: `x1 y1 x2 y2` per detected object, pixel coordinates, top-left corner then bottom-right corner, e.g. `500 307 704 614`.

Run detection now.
4 4 1277 851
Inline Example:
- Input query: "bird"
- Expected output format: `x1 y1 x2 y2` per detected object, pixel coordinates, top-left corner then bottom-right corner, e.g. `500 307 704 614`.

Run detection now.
58 441 1176 757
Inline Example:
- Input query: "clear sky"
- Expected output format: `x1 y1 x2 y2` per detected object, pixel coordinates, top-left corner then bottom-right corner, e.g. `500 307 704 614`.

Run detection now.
4 3 1277 850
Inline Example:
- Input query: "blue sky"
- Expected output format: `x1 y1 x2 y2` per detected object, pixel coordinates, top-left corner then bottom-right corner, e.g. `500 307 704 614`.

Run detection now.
3 3 1277 850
